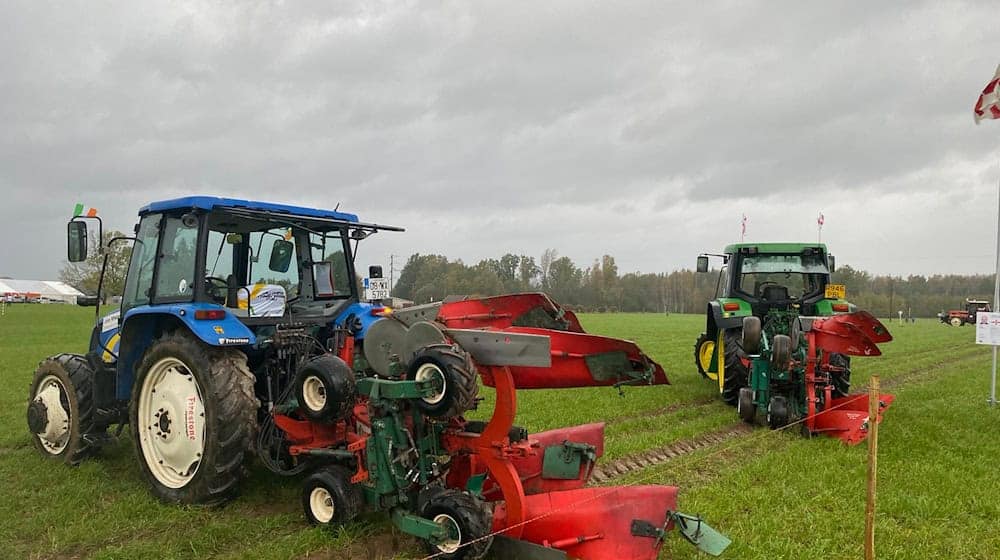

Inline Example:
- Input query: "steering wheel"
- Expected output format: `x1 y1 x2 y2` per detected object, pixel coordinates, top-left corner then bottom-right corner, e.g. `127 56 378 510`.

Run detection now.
756 281 780 299
205 276 229 304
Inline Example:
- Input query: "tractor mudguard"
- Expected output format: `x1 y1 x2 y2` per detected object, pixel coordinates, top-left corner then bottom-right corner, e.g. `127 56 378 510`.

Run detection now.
114 304 256 400
708 299 749 333
333 302 386 340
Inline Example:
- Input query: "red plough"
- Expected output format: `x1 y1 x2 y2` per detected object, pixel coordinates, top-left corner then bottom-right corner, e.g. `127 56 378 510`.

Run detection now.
390 293 729 558
802 311 895 445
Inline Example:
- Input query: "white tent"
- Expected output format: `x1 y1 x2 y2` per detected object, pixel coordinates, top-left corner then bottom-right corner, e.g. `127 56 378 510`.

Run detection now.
0 279 84 304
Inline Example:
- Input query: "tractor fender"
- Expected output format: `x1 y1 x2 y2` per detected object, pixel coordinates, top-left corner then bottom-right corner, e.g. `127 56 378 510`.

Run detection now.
332 302 386 340
114 304 256 400
707 300 746 339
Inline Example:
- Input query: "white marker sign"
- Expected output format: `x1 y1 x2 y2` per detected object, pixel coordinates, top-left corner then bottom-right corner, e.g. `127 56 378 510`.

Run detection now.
975 312 1000 345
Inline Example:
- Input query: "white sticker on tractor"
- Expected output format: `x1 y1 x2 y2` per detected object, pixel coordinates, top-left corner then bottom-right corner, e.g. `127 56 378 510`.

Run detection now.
185 395 197 441
101 311 120 332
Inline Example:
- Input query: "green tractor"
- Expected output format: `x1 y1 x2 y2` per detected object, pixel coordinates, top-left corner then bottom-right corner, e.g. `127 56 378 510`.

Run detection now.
693 243 852 406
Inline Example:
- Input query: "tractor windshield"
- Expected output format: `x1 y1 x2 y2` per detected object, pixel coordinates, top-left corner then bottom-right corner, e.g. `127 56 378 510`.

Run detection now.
736 253 829 300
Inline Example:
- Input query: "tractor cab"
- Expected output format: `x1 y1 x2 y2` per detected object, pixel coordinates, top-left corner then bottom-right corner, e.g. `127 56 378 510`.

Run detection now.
727 246 833 317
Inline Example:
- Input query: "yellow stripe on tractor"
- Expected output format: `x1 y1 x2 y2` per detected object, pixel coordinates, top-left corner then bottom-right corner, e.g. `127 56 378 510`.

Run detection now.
102 333 120 363
717 330 725 394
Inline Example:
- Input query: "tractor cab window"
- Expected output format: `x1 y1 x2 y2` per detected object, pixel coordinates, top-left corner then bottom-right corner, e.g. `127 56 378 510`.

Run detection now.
737 254 829 300
154 216 199 301
122 214 162 312
309 231 352 298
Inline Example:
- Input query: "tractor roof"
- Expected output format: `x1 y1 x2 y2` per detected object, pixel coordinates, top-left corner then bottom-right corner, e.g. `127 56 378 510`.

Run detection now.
723 242 828 254
139 196 360 222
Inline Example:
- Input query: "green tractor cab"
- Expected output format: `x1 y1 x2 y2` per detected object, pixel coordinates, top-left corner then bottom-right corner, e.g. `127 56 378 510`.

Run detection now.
694 243 851 405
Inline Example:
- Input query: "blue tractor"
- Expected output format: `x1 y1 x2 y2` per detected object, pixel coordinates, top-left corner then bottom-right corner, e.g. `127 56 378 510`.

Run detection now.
27 196 408 504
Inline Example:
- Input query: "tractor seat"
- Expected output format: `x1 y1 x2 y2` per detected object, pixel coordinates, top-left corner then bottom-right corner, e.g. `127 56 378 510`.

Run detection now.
761 285 789 302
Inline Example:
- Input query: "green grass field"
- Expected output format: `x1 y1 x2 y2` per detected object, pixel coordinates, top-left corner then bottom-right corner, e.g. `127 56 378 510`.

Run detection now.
1 305 998 559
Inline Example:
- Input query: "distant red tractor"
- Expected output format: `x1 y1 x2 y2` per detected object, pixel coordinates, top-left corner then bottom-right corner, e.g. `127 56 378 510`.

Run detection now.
938 298 992 326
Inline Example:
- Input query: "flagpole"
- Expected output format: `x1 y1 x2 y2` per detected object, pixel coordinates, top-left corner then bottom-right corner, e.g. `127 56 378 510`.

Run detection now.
992 167 1000 407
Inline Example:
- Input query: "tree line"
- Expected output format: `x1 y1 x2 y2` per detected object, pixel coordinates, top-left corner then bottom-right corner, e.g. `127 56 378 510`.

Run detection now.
392 252 996 318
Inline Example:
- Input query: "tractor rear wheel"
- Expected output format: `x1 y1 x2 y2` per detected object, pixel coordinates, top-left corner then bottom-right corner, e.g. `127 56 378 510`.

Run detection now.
302 465 363 526
693 333 714 378
130 332 258 505
721 329 750 406
829 353 852 398
420 489 493 559
407 344 479 420
27 354 107 465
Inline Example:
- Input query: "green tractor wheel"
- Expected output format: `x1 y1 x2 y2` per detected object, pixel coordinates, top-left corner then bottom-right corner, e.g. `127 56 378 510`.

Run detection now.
737 387 756 423
693 333 715 378
721 329 750 406
829 353 852 398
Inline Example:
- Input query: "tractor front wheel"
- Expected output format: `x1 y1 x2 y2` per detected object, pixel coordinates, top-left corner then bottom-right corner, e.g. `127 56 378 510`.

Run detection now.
421 489 493 559
27 354 106 465
721 329 750 406
950 317 962 327
693 333 715 378
130 332 257 504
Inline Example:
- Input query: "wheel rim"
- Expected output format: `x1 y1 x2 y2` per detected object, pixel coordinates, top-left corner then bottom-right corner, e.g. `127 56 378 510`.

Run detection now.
415 363 446 405
301 375 327 412
32 375 71 454
137 357 206 489
309 487 335 523
432 513 462 554
698 340 715 372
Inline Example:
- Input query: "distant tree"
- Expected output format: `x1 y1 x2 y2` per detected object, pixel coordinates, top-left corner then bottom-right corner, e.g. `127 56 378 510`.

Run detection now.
59 230 132 301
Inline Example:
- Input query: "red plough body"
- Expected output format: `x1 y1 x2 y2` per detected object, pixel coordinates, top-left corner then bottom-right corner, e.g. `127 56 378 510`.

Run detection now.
803 312 895 445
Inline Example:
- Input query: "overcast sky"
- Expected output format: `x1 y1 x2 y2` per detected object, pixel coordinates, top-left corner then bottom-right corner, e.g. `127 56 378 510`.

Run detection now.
3 1 1000 283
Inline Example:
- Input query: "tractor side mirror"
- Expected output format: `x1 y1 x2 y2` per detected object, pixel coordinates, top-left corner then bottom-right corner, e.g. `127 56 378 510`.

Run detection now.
269 239 294 273
827 255 836 272
369 265 383 279
67 221 88 262
696 255 709 273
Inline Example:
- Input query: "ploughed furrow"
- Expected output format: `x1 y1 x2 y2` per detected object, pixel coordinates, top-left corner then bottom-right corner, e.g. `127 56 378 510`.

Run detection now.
591 348 986 485
589 423 752 484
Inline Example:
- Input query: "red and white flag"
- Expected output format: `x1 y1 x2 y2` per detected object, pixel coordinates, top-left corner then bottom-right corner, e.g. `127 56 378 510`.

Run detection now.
974 65 1000 124
817 213 825 226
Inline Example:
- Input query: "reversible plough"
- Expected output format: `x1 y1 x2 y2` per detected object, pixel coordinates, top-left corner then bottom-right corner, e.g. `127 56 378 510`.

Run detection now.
736 310 894 444
278 293 730 559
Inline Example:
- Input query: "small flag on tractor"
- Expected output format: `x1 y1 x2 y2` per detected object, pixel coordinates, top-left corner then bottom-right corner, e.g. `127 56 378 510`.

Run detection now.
73 203 98 217
741 214 747 241
817 212 825 226
974 65 1000 124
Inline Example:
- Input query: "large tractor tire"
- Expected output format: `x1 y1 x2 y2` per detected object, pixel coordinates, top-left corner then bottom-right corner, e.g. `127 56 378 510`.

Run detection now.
829 353 852 398
420 488 494 559
406 344 479 420
27 354 107 465
721 329 750 406
130 332 258 505
949 317 962 327
693 333 714 378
